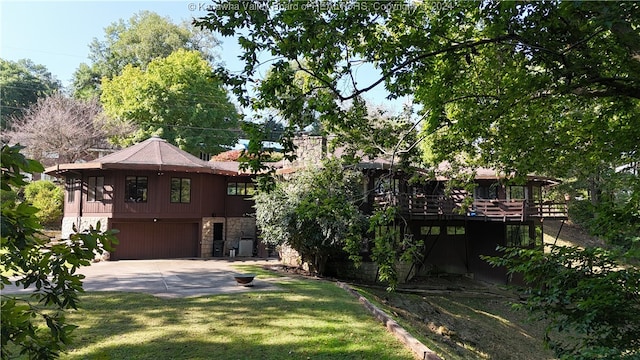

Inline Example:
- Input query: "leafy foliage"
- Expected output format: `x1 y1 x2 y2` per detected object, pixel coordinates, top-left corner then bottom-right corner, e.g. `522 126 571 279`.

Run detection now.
0 58 60 130
568 168 640 256
485 245 640 359
23 181 64 228
195 1 638 174
100 49 239 155
72 11 219 99
254 159 366 274
1 144 118 359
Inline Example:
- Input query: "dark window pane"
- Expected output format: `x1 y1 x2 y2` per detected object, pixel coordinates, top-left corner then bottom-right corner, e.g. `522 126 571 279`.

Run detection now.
227 182 237 195
181 178 191 203
126 176 147 202
171 178 181 203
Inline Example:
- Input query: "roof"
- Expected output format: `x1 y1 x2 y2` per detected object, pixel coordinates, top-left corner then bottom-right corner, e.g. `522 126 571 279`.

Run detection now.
45 136 240 176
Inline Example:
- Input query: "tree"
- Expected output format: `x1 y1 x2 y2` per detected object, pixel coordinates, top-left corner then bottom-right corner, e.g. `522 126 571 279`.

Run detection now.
485 245 640 360
23 181 64 229
1 144 118 359
0 58 61 130
72 11 219 99
195 0 639 248
254 159 366 275
101 49 239 155
196 2 640 353
4 93 123 166
195 1 638 176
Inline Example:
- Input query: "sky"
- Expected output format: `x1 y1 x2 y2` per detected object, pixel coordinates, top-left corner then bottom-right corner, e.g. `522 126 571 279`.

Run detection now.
1 1 242 86
0 0 405 112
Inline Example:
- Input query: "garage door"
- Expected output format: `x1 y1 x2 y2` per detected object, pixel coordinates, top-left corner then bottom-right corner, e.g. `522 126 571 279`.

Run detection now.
110 221 199 260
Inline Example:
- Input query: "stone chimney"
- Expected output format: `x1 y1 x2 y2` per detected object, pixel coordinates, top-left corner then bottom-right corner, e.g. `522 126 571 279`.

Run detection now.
283 135 327 169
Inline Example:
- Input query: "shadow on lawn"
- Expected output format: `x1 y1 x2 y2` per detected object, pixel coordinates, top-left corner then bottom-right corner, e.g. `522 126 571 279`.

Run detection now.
64 282 414 360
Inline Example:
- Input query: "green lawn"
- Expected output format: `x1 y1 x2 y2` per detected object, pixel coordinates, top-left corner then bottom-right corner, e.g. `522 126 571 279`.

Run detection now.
60 266 415 360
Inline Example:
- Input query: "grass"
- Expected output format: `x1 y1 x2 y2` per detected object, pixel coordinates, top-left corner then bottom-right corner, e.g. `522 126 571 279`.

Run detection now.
56 266 415 360
355 286 555 360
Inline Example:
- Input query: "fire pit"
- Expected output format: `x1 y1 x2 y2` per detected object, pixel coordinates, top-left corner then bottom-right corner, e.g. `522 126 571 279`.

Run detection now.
233 273 255 286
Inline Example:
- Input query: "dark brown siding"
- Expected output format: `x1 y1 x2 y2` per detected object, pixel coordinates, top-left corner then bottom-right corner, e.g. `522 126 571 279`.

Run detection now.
110 220 199 260
81 171 114 216
201 175 226 217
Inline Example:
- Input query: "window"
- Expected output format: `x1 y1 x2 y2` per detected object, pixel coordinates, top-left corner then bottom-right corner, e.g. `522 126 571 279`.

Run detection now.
420 226 441 236
506 225 533 247
508 186 526 200
199 151 211 161
374 177 400 194
171 178 191 203
227 182 255 196
66 178 80 203
447 226 466 235
87 176 104 202
125 176 148 202
475 183 498 199
531 186 543 203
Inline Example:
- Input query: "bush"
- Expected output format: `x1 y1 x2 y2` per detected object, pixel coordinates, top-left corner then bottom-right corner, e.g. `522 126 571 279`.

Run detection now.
254 159 366 275
23 180 63 228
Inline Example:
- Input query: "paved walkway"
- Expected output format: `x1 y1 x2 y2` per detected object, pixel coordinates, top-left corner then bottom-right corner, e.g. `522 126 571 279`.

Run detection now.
3 258 283 298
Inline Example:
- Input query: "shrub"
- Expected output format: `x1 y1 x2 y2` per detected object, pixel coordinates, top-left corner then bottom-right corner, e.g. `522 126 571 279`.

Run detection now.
23 180 63 228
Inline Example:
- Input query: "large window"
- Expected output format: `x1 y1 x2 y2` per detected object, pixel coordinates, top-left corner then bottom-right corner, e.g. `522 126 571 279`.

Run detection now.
447 226 466 236
506 224 533 247
227 182 255 196
475 183 498 199
87 176 104 202
125 176 148 202
66 177 80 203
171 178 191 203
420 226 441 236
508 186 526 200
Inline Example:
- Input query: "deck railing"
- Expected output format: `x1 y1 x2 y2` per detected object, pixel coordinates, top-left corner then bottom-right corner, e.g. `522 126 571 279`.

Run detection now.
374 193 568 221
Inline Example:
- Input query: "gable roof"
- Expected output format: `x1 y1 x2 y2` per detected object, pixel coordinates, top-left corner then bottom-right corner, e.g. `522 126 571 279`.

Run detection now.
45 136 238 176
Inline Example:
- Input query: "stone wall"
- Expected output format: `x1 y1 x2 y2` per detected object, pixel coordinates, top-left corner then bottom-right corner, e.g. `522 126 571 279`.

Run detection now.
225 217 256 256
61 216 110 239
201 217 257 257
201 217 226 257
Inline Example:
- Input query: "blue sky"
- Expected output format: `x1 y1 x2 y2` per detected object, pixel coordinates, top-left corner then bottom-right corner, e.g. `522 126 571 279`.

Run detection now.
1 1 240 86
1 0 405 112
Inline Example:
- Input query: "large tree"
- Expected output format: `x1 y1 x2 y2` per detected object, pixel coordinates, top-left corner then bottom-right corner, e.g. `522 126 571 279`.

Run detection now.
72 11 219 99
0 59 61 130
196 2 640 355
195 0 639 244
100 49 239 155
195 1 638 176
4 93 122 166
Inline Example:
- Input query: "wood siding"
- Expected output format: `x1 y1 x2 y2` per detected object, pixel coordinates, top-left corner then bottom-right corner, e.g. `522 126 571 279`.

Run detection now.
110 220 199 260
63 170 255 220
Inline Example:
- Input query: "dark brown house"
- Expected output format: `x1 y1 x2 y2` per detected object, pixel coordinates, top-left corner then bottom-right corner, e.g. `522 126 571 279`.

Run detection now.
282 136 568 284
45 136 258 260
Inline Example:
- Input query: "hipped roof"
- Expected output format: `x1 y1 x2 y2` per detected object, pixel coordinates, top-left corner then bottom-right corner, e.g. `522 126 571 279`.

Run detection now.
45 136 240 176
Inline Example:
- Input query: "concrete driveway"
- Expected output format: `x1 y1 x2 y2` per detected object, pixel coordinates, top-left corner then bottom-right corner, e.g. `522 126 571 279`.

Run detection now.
3 258 283 298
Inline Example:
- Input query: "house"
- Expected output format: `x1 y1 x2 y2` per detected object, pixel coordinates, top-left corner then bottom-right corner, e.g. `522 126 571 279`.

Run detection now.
280 135 568 284
46 134 567 284
44 136 259 260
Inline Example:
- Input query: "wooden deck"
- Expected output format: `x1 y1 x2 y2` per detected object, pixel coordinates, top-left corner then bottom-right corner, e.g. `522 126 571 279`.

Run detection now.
375 193 568 221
